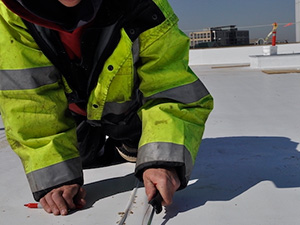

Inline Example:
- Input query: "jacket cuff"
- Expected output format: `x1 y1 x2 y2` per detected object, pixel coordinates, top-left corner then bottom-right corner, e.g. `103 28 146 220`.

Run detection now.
33 177 84 201
135 142 194 189
26 157 84 201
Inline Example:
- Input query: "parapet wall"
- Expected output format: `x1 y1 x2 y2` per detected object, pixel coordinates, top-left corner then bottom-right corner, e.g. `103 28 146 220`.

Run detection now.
189 43 300 66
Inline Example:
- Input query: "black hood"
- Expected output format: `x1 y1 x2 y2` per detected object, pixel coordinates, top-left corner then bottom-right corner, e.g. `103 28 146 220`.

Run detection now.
15 0 103 31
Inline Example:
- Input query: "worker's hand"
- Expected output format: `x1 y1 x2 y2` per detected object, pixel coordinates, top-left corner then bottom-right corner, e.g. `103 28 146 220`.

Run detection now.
143 168 180 206
39 184 86 216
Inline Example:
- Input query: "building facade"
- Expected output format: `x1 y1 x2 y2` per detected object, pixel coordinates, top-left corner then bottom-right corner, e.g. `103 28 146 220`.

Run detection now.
190 25 249 48
190 30 212 48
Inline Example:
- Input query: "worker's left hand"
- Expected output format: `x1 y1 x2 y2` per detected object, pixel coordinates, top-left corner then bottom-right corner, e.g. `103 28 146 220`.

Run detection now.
143 168 180 206
39 184 86 216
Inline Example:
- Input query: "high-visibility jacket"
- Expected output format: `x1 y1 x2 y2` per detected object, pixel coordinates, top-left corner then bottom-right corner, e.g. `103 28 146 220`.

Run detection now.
0 0 213 200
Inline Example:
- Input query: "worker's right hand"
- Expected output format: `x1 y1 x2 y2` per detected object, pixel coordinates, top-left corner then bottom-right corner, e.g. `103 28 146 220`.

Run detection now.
39 184 86 216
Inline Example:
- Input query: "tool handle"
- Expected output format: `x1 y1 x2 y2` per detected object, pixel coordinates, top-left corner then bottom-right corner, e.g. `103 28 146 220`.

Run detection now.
149 191 163 214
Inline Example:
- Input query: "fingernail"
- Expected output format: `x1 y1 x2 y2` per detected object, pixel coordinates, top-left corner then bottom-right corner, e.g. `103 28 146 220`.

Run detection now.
61 209 67 215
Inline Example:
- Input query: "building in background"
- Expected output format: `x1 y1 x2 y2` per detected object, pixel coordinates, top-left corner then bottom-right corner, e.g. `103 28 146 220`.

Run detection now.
190 25 249 48
296 0 300 42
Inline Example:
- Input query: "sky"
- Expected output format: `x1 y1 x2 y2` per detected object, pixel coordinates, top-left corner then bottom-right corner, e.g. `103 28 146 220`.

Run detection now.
168 0 296 42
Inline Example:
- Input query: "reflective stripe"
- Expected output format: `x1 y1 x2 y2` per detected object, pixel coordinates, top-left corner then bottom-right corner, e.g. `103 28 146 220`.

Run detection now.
103 101 133 116
132 38 140 64
145 79 209 104
136 142 193 183
0 66 59 90
26 157 83 192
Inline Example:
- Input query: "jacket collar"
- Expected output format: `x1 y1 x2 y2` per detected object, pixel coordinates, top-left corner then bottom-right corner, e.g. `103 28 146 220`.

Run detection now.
3 0 103 31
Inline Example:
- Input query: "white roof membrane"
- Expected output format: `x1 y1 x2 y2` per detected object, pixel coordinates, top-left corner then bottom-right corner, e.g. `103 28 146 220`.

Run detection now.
1 46 300 225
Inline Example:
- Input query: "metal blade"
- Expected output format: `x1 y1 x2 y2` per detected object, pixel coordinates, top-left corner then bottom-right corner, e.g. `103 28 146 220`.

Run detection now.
142 205 155 225
142 191 163 225
147 207 155 225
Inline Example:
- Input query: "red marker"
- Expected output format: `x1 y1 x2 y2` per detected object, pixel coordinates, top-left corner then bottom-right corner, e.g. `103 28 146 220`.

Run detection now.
24 203 83 210
24 203 42 208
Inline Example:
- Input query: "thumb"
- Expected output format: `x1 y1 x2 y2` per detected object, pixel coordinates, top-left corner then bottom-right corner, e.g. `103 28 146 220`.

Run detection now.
144 179 157 202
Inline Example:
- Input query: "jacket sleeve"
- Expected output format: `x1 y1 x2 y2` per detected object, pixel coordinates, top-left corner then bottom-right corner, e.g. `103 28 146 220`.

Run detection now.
0 3 83 201
135 0 213 189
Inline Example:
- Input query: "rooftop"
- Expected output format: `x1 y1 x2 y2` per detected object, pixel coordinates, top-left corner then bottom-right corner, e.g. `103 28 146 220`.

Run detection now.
1 45 300 225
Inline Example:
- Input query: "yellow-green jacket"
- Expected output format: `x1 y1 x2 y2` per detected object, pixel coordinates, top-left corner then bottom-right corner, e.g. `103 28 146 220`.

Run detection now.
0 0 213 200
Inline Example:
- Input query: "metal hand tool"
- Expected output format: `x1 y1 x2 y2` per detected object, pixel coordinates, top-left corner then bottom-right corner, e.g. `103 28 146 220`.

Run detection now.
142 191 163 225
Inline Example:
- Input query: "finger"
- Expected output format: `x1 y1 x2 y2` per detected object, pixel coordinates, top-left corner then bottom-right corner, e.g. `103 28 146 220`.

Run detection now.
39 197 52 214
151 174 171 206
143 176 157 202
52 190 68 215
61 184 80 210
143 168 180 206
160 171 180 206
156 180 174 206
146 180 172 206
44 192 61 215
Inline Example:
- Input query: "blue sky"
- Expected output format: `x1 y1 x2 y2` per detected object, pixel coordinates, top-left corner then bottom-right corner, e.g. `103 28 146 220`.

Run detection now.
168 0 296 42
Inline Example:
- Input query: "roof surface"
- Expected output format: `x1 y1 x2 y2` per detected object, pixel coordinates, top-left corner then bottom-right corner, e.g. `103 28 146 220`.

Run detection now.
1 60 300 225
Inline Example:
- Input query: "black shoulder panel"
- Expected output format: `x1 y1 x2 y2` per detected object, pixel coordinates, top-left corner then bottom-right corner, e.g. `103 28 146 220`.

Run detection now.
122 0 166 41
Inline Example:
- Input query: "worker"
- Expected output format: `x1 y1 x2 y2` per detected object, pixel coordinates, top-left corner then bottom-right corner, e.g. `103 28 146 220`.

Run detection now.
0 0 213 216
